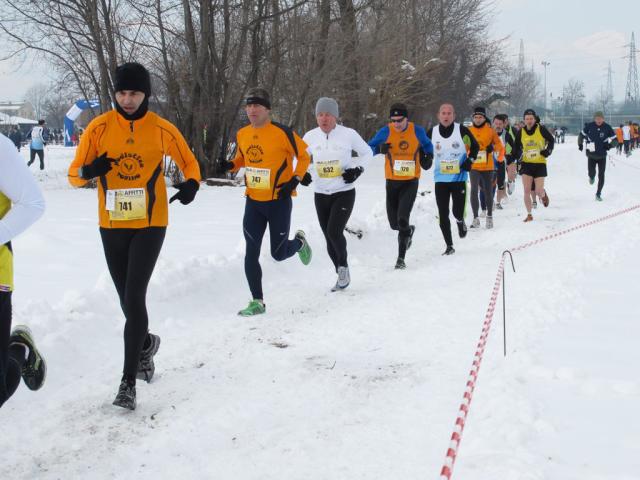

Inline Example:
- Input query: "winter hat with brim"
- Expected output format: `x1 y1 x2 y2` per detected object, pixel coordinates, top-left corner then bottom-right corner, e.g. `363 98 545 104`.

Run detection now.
315 97 339 118
389 103 408 118
114 62 151 96
593 111 605 118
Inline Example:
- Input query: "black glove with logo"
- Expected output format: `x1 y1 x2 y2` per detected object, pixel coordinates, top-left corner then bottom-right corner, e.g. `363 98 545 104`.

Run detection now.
342 167 363 184
461 158 473 172
169 178 200 205
378 143 391 154
540 148 551 158
80 152 115 179
300 171 313 186
278 176 300 198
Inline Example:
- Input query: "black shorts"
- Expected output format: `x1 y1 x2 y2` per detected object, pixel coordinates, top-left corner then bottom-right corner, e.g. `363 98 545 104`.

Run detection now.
520 162 547 178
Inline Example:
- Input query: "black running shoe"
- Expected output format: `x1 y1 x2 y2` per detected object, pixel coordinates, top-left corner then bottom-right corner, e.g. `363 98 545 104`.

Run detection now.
394 258 406 269
10 325 46 391
456 221 467 239
137 333 161 383
442 246 455 255
113 380 136 410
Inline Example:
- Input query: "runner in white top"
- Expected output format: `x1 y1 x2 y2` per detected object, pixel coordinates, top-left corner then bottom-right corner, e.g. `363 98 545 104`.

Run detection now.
303 97 372 291
0 132 46 408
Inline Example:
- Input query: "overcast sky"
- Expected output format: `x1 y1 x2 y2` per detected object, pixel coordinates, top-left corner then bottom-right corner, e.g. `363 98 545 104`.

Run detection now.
1 0 640 104
494 0 640 103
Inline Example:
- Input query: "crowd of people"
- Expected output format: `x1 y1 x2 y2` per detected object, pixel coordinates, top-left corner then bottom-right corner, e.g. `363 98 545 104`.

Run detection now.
0 61 632 411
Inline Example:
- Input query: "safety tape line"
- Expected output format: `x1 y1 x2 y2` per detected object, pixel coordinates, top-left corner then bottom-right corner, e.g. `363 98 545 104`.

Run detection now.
439 204 640 479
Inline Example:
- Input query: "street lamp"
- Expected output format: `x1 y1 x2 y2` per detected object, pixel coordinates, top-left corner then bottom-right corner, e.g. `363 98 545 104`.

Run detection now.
541 61 550 120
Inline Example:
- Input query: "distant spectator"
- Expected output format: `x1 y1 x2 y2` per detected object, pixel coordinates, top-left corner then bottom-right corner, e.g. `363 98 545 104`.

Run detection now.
9 127 22 152
27 120 46 170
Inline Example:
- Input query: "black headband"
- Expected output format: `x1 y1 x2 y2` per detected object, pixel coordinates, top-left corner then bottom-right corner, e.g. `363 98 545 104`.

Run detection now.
246 96 271 109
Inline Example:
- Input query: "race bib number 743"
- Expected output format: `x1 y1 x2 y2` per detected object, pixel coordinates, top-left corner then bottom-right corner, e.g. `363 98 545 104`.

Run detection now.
245 167 271 190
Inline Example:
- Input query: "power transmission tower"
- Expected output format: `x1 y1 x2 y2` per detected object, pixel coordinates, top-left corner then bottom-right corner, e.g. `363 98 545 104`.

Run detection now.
624 32 639 108
606 61 614 104
518 39 525 74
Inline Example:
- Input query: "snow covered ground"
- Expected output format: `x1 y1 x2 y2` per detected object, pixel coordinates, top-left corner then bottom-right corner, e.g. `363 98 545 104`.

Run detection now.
2 138 639 480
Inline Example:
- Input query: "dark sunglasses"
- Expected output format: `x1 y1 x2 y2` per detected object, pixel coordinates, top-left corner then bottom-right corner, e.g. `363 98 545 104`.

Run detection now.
390 118 406 123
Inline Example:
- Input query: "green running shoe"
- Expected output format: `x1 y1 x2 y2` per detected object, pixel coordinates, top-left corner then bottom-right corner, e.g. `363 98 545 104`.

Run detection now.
295 230 312 265
9 325 46 391
238 299 266 316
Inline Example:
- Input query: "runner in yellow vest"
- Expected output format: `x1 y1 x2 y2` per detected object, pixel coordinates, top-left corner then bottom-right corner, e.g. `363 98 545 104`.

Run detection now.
512 109 555 222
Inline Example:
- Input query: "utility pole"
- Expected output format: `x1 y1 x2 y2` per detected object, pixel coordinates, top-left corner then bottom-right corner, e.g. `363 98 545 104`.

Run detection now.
541 61 550 119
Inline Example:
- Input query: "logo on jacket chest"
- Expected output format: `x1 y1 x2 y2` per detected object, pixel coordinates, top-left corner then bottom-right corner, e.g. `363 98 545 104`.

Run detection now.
115 152 144 181
246 144 264 164
398 140 410 151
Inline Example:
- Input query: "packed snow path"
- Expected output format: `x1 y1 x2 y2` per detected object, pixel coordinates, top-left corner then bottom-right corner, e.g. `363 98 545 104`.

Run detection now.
3 139 639 479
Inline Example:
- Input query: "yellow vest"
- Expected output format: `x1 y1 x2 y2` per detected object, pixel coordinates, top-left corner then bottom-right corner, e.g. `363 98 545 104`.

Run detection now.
521 125 547 164
0 192 13 292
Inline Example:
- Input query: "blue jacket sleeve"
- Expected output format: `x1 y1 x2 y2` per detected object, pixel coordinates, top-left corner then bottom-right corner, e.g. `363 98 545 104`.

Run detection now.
368 126 390 154
415 126 434 153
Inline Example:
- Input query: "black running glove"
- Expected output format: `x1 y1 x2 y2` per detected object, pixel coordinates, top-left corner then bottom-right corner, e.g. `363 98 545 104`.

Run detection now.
278 176 300 198
540 148 551 158
342 167 363 184
169 178 200 205
461 158 473 172
578 144 584 152
80 152 115 179
378 143 391 154
419 152 433 170
300 171 312 186
219 160 234 173
486 144 494 154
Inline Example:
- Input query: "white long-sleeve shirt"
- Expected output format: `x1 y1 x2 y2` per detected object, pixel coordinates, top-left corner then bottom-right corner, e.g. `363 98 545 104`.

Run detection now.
303 124 373 195
0 134 45 244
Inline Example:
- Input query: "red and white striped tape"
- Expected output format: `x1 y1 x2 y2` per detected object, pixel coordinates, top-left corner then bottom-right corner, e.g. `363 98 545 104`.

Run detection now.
439 204 640 480
440 255 506 479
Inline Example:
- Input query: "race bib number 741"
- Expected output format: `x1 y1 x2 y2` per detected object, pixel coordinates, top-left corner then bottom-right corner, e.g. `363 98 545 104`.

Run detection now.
106 188 147 221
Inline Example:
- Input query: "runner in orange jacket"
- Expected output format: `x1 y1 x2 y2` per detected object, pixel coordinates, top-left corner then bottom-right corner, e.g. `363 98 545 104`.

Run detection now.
68 62 201 410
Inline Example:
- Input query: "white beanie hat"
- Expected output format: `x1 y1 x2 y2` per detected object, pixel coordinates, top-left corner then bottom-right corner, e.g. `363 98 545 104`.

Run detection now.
315 97 339 118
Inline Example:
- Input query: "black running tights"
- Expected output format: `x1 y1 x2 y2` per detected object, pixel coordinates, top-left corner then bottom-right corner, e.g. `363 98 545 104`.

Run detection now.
386 179 418 259
588 155 606 196
100 227 166 380
435 181 466 247
314 189 355 271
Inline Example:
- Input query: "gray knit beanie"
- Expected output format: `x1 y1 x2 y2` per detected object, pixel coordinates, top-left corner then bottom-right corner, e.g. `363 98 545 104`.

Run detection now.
315 97 339 118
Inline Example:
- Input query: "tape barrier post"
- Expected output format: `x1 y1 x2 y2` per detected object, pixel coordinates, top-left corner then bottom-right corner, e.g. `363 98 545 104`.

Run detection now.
439 204 640 480
501 251 516 357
